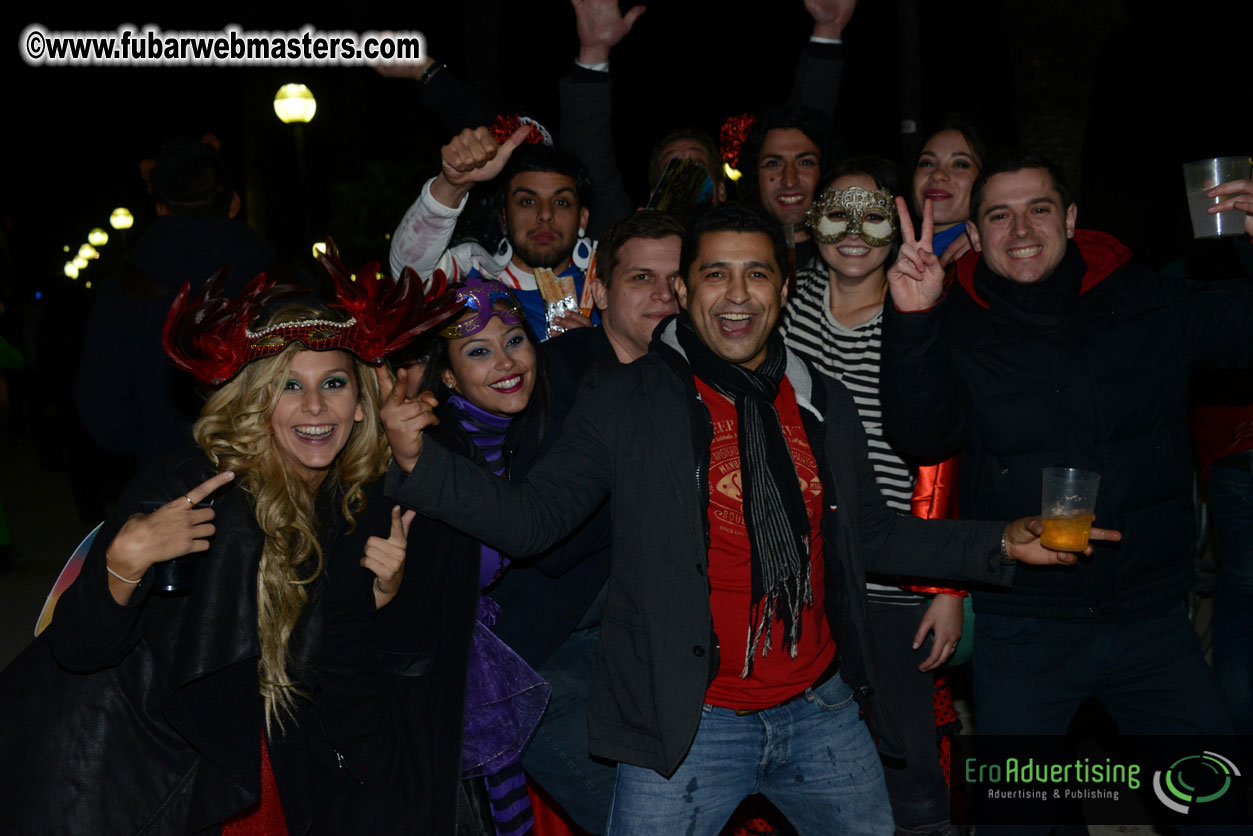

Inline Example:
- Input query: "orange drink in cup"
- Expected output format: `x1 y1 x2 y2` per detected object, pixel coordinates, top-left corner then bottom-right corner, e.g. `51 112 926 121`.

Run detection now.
1040 467 1100 552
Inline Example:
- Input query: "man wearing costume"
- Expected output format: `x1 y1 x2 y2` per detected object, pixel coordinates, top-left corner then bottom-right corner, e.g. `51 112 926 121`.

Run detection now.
389 119 598 340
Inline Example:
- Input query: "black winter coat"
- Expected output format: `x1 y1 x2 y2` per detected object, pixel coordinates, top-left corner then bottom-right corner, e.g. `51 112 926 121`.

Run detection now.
0 449 479 836
881 230 1253 620
308 482 479 836
0 451 323 835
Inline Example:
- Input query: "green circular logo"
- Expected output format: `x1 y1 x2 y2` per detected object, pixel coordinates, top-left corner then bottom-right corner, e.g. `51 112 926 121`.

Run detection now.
1153 752 1240 814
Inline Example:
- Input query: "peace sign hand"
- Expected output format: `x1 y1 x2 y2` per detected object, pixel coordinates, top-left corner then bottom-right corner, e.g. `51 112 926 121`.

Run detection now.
106 470 236 584
375 365 441 474
886 196 945 312
363 506 417 609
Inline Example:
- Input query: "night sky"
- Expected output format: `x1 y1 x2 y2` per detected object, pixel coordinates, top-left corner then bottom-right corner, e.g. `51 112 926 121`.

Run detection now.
2 0 1247 311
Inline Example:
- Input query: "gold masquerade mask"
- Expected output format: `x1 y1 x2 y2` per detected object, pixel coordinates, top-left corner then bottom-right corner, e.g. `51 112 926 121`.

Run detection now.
806 185 898 247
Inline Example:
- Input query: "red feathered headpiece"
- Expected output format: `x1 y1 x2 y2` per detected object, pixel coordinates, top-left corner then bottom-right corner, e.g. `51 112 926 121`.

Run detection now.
720 113 757 169
489 113 553 147
162 270 302 387
162 239 461 387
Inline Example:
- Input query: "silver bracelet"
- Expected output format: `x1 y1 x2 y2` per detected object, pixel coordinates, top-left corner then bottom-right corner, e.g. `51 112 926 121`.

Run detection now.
106 562 143 584
999 531 1015 565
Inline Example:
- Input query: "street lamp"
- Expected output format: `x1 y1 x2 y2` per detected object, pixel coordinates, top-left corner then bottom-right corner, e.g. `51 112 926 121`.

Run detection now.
72 256 89 270
110 207 134 230
88 228 109 247
273 84 316 124
276 85 317 262
78 244 99 260
64 262 79 279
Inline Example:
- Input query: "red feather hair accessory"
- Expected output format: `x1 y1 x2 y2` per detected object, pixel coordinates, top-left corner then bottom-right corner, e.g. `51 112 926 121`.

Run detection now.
315 242 460 364
162 239 461 387
489 113 553 147
720 113 757 169
162 270 302 387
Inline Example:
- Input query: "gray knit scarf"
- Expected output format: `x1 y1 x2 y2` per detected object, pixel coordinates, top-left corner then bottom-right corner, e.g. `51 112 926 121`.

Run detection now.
672 317 814 678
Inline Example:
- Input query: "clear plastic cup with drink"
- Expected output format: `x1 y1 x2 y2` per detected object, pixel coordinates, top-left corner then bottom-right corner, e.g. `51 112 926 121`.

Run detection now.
1040 467 1101 551
1182 156 1252 239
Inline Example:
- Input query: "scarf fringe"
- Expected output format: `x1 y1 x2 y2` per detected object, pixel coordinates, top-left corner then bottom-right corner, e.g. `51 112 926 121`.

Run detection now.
740 554 815 678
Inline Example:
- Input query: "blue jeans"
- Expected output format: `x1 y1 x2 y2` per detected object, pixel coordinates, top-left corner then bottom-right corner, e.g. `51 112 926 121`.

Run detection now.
605 671 893 836
1210 453 1253 735
521 626 616 834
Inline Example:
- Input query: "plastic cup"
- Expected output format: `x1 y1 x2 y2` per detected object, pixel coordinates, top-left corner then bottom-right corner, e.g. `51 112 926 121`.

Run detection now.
1040 467 1100 552
1182 156 1251 239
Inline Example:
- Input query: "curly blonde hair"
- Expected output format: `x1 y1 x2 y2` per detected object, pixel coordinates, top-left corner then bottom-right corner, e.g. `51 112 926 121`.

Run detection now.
192 304 390 730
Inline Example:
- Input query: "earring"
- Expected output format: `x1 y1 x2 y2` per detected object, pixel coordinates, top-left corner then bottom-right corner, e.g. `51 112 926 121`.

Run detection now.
574 238 593 268
578 227 586 239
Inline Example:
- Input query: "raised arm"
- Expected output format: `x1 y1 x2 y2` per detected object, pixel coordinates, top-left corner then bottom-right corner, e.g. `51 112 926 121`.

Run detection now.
879 197 967 457
388 124 531 278
789 0 855 115
1180 177 1253 367
372 51 495 136
558 0 645 236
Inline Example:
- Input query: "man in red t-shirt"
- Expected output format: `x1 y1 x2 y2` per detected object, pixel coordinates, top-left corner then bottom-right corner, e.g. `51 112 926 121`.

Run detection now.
383 204 1115 836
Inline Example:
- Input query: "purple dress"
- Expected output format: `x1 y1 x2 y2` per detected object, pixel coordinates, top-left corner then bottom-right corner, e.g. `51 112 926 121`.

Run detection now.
450 393 550 836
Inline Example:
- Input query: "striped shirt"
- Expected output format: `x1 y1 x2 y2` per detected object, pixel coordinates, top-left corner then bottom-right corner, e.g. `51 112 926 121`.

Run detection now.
781 263 923 603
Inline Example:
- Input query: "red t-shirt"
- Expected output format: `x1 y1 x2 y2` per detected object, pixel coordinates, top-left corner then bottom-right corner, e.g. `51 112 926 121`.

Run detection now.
696 376 836 710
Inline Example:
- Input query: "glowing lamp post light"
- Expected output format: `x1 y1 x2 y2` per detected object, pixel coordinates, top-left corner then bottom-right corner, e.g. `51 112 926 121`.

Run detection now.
72 256 89 270
275 85 317 261
88 228 109 247
110 207 134 230
64 262 79 279
273 84 316 124
78 244 99 260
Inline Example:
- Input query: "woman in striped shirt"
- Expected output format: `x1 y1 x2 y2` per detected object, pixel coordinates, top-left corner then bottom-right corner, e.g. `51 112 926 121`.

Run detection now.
780 157 965 836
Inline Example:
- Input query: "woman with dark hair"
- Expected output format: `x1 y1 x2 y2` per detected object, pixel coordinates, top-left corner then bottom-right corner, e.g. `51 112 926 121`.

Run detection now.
405 273 552 836
782 157 967 836
911 118 987 264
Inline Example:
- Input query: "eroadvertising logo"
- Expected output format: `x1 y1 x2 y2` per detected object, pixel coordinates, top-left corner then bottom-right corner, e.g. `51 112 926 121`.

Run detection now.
1152 751 1241 814
951 736 1251 827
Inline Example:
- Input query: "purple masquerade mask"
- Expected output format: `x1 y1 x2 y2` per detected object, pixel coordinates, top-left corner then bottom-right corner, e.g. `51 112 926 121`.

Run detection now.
438 273 525 339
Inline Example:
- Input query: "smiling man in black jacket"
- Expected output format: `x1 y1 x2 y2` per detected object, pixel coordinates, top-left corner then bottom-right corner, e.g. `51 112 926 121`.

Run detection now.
382 203 1100 836
881 152 1253 833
